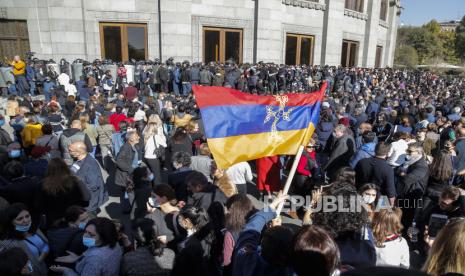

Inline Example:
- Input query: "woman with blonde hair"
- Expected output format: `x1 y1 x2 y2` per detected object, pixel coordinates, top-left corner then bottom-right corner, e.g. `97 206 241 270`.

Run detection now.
423 218 465 276
80 114 98 157
211 162 237 198
143 114 167 186
372 208 410 268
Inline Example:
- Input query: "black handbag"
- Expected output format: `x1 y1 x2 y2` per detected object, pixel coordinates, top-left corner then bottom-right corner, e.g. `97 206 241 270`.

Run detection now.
153 135 166 162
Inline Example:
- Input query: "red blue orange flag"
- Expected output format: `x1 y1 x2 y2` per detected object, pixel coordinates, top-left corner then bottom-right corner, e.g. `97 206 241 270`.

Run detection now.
192 82 327 169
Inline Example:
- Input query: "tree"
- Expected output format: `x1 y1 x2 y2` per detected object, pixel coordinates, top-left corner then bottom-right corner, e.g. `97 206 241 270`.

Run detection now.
407 27 442 64
456 16 465 60
439 30 459 64
395 45 419 68
423 20 441 36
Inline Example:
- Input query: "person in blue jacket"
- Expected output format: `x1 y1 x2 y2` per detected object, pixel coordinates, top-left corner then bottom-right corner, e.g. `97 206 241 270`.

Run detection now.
350 131 377 169
232 192 294 276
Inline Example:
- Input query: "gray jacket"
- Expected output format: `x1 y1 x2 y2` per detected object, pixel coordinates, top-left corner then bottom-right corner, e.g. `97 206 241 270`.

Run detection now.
96 124 115 145
64 245 122 276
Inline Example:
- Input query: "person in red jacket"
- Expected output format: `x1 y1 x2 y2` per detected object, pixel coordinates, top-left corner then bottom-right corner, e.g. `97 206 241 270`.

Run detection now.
293 138 318 198
109 106 127 132
256 156 282 198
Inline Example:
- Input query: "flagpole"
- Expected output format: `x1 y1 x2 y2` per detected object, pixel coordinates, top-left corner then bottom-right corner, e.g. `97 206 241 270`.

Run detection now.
275 144 305 216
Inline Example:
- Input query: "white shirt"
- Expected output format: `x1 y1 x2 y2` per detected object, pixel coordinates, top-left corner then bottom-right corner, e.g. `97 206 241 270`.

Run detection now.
144 132 167 159
226 162 253 185
387 139 409 167
375 236 410 268
134 109 146 122
66 84 77 97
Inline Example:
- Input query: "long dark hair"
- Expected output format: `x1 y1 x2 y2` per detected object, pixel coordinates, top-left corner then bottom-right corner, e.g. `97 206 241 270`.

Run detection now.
0 203 36 240
179 206 210 230
133 218 165 257
42 158 79 195
430 151 453 182
172 127 188 143
225 194 256 233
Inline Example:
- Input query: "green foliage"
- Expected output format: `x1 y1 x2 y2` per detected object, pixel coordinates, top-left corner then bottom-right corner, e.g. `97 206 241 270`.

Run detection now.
456 16 465 60
407 26 442 64
396 18 465 65
394 45 418 68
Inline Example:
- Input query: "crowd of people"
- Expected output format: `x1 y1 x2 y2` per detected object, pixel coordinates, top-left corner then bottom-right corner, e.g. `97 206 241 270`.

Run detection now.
0 54 465 276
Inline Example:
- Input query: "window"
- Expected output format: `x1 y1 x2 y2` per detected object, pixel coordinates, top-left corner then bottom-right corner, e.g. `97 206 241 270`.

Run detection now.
203 27 243 63
285 34 314 65
0 20 30 60
99 22 147 62
375 46 383 68
380 0 388 21
341 40 359 67
345 0 364 13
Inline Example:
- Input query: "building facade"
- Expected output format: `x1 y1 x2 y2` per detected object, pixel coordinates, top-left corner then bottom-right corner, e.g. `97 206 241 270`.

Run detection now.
0 0 400 67
439 20 459 32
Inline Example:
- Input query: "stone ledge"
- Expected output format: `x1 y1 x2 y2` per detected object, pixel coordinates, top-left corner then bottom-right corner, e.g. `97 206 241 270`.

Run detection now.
0 8 7 19
379 20 388 28
344 9 368 21
282 0 326 11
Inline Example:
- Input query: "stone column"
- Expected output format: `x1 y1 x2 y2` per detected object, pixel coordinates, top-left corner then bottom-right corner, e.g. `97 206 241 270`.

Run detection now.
362 0 380 67
321 0 345 66
384 1 399 67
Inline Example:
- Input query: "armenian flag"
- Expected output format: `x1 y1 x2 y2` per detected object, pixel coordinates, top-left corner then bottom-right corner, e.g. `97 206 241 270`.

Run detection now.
192 82 327 169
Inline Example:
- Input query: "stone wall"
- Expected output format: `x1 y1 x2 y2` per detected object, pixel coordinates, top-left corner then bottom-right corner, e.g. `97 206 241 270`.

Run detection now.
0 0 399 66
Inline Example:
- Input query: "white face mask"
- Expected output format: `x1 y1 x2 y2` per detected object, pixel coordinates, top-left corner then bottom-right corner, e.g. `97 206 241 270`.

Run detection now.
363 194 376 204
187 229 195 237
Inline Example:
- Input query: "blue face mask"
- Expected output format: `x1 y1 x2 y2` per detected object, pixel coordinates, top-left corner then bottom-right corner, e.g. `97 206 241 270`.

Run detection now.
15 223 31 232
9 149 21 159
78 222 86 230
0 119 5 126
82 237 96 248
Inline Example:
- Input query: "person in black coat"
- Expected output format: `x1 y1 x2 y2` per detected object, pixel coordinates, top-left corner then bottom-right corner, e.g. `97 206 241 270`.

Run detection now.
0 161 40 214
130 166 152 221
172 206 213 276
324 124 355 180
69 141 108 215
168 151 193 203
115 131 141 190
355 143 396 206
186 171 228 211
47 206 87 262
396 143 429 230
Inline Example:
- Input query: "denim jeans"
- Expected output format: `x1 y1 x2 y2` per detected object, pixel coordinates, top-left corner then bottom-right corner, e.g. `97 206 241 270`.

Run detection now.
29 80 36 95
182 82 191 96
15 75 28 97
173 82 181 96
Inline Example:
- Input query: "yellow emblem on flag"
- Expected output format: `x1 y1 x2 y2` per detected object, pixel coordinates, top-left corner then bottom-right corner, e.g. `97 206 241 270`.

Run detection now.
264 95 295 143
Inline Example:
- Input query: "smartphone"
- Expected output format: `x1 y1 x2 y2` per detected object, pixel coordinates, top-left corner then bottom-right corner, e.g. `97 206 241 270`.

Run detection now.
428 214 448 238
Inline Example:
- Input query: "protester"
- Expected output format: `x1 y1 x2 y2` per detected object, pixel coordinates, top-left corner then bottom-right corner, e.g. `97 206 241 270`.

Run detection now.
0 203 49 274
50 217 122 275
372 208 410 268
69 141 107 215
2 57 465 275
38 158 90 228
